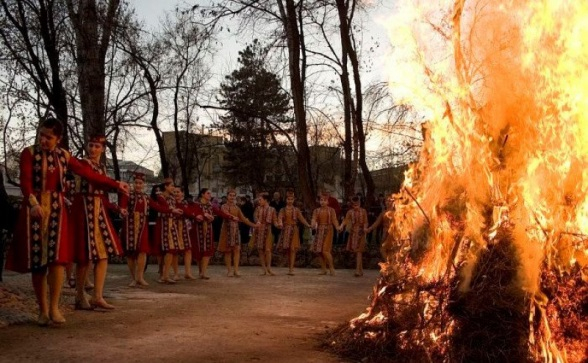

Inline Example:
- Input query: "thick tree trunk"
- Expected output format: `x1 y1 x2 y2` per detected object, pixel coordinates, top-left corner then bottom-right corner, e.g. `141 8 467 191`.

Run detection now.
66 0 120 141
339 52 355 201
277 0 315 208
335 0 375 205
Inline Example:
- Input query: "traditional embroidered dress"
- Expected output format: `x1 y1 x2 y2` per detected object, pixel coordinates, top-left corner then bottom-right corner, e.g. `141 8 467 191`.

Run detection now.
153 194 180 255
344 207 368 253
7 146 118 273
276 206 308 251
72 159 123 263
310 206 338 253
174 199 191 252
217 203 252 253
251 205 277 252
189 200 233 260
120 192 172 256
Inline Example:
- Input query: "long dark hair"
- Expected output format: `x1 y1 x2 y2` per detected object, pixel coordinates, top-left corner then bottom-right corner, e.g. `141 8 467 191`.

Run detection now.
150 184 162 199
40 117 64 138
197 188 209 199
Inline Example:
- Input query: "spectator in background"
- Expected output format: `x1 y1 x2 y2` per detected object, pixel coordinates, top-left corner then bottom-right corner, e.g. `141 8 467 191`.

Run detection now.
325 189 341 220
238 196 253 247
212 196 223 242
325 189 341 246
269 191 285 246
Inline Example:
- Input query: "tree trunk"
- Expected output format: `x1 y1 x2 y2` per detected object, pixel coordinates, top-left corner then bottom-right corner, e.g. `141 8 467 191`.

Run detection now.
335 0 375 206
66 0 120 141
108 126 121 180
277 0 315 208
173 73 190 194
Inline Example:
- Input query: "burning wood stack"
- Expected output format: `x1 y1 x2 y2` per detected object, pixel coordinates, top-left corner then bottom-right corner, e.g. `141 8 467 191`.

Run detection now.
327 0 588 361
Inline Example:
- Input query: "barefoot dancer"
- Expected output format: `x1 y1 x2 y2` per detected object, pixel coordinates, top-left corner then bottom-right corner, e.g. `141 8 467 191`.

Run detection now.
172 187 196 280
120 173 179 287
6 118 128 325
218 189 257 277
310 193 340 276
153 178 183 284
276 190 311 276
251 193 279 276
72 135 128 310
190 188 236 279
339 196 368 277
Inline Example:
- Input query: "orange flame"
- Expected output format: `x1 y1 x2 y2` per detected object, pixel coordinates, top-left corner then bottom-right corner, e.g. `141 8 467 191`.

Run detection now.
378 0 588 361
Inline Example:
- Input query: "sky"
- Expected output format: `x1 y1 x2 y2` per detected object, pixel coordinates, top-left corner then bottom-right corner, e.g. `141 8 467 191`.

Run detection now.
126 0 395 174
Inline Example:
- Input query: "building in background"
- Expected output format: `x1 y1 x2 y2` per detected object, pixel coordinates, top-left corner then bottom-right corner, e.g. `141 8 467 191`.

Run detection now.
105 159 156 183
162 131 227 196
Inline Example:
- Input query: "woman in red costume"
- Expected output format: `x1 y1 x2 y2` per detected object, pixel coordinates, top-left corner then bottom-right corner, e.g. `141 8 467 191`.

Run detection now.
171 187 196 280
310 192 340 276
189 188 236 279
217 189 258 277
251 193 280 276
120 173 181 287
7 117 128 325
153 178 183 284
72 135 127 310
276 189 311 276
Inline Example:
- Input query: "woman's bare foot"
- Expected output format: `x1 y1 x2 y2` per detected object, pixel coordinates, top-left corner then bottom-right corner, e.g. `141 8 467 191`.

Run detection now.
90 298 115 310
37 313 50 326
136 279 149 286
49 309 66 324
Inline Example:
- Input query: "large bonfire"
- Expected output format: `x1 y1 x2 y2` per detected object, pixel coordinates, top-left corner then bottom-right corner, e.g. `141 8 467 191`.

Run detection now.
328 0 588 362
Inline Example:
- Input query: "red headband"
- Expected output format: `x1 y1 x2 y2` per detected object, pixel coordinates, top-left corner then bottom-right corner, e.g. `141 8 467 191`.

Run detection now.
133 172 146 181
89 135 106 145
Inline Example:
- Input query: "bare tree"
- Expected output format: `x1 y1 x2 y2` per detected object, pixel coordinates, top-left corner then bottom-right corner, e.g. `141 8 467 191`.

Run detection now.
0 0 71 146
65 0 122 140
160 11 215 193
116 20 171 177
195 0 315 207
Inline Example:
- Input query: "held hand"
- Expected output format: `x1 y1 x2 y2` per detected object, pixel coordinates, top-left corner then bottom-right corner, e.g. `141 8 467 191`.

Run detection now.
172 208 183 215
254 222 261 228
30 205 44 219
118 181 130 195
196 215 204 221
205 213 214 221
120 208 128 217
231 216 239 222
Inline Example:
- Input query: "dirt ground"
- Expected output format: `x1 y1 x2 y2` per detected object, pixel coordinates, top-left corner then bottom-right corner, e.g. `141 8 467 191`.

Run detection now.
0 264 378 363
